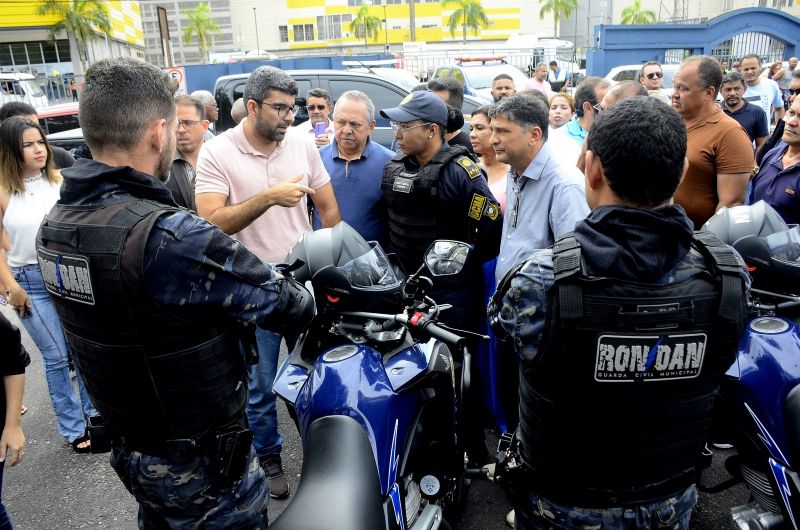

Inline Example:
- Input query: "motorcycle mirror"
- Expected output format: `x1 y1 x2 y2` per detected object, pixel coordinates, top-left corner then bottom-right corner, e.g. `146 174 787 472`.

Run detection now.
424 240 470 277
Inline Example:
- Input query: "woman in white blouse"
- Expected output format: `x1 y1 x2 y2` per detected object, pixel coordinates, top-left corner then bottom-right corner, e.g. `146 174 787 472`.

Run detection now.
0 116 96 453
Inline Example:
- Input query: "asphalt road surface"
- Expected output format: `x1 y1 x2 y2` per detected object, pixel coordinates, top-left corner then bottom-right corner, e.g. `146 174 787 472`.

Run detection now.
2 304 749 529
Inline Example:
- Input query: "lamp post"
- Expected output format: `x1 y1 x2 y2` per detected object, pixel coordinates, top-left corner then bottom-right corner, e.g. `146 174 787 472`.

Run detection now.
382 3 389 54
253 7 260 59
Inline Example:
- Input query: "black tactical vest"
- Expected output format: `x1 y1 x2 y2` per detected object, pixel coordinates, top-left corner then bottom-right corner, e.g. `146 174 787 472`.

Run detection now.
518 231 746 506
36 199 247 442
381 145 475 272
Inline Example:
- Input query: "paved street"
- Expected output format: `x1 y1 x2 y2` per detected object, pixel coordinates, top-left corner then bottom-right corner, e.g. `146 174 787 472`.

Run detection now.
3 304 748 529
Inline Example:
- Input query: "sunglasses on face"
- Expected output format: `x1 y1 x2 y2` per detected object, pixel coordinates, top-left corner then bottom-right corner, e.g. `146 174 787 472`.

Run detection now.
646 71 664 80
790 88 800 96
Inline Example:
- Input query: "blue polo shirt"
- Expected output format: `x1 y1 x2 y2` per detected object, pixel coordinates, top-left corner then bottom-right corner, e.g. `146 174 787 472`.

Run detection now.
751 142 800 225
313 138 395 243
723 102 769 143
562 116 588 147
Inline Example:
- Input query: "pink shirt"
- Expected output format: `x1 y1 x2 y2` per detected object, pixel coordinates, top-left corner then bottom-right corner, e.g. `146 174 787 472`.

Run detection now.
195 121 330 263
523 78 553 98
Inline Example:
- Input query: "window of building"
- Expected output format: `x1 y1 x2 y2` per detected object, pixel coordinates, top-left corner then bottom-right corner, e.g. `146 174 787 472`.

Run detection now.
293 24 314 42
279 26 289 42
317 14 351 40
347 0 364 5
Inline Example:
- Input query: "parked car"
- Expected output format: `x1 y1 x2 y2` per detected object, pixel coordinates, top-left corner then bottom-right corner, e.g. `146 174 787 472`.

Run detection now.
432 58 529 102
46 127 91 160
604 63 680 100
214 69 484 148
37 102 80 135
0 73 49 110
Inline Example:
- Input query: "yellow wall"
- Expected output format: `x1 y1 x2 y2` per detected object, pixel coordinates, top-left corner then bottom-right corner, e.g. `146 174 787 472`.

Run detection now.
0 0 144 47
285 1 520 50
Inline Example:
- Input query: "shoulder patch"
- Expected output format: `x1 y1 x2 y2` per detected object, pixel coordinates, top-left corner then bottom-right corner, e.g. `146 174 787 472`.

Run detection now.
455 155 483 180
468 193 487 220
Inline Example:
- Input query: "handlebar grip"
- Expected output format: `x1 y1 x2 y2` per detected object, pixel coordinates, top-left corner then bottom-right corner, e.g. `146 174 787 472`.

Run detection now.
423 321 467 348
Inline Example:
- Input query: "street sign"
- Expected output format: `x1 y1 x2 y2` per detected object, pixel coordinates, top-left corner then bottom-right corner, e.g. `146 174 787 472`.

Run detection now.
164 66 187 94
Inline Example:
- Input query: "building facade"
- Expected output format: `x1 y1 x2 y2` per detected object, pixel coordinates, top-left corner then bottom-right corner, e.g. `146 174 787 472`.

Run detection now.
139 0 238 67
0 1 144 76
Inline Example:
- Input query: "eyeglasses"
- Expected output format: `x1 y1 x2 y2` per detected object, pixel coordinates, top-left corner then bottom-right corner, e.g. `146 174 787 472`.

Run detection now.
390 121 431 132
592 103 603 115
177 119 201 130
646 71 664 80
258 101 296 118
306 105 328 111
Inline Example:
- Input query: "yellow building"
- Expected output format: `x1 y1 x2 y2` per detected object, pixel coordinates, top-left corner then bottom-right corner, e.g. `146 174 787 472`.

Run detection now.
230 0 555 54
0 1 145 75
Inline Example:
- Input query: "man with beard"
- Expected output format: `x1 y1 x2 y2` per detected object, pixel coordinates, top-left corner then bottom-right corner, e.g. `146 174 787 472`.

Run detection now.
166 94 209 210
35 57 316 527
491 74 516 102
195 65 340 500
720 71 769 152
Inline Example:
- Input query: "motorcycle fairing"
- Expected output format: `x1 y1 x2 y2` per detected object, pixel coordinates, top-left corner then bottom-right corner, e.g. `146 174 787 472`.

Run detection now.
293 343 428 497
734 318 800 467
768 457 800 530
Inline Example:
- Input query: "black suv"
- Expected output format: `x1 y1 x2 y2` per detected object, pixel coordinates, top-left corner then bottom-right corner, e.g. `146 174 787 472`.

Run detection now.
214 69 483 148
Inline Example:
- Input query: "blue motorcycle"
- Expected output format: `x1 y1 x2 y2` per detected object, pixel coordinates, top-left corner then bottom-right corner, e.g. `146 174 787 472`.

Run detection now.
271 223 479 530
704 203 800 530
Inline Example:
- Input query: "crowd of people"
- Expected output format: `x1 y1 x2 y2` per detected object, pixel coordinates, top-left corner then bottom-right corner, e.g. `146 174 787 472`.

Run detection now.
0 51 796 530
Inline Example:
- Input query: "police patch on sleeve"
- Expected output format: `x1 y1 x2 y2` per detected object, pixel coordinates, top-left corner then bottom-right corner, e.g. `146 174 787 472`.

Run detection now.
483 202 499 221
594 333 707 382
37 249 95 305
455 156 483 180
468 193 487 220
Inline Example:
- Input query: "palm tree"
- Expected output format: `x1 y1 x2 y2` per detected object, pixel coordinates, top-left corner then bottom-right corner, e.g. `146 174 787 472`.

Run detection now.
538 0 578 38
182 4 220 64
620 0 657 24
350 5 382 49
37 0 111 76
441 0 490 44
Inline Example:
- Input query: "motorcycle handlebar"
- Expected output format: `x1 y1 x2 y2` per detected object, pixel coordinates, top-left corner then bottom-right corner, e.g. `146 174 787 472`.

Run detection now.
420 321 467 349
340 310 466 349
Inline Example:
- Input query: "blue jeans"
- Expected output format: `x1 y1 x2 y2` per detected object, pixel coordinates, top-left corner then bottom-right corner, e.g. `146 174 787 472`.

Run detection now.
12 265 97 443
246 328 296 459
0 462 11 530
515 485 697 530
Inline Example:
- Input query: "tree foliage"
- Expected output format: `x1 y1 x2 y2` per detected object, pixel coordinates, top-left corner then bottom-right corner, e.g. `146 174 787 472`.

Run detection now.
538 0 578 37
441 0 490 43
350 5 383 48
621 0 657 24
37 0 111 74
182 4 221 64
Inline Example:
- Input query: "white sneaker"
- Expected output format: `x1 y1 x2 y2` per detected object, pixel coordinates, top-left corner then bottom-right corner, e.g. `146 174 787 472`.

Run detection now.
505 509 515 528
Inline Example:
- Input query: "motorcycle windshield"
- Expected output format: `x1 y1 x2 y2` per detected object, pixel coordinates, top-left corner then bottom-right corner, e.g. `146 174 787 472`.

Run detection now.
764 226 800 264
337 243 404 288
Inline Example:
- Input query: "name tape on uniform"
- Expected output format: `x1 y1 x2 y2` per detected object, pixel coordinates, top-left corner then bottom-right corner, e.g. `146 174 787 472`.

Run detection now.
37 249 95 305
594 332 707 382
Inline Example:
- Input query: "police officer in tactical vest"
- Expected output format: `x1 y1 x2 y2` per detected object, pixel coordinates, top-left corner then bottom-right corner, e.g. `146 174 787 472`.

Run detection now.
380 90 502 463
489 96 749 529
35 58 315 528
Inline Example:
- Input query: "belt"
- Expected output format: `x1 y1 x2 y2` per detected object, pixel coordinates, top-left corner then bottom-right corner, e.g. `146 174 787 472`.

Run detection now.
117 434 212 460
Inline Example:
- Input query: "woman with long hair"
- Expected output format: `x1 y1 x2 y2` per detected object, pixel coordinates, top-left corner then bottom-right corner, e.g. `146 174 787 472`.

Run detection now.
549 93 575 131
469 105 508 214
0 116 96 453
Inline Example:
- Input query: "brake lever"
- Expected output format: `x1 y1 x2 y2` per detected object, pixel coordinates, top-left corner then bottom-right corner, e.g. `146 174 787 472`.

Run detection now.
437 322 490 341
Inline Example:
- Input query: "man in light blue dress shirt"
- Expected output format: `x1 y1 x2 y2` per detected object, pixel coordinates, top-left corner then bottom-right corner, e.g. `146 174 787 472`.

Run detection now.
489 93 589 282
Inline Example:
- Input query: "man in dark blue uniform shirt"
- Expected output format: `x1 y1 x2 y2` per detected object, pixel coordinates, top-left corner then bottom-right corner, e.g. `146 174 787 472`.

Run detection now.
35 57 315 529
380 90 502 463
721 71 769 153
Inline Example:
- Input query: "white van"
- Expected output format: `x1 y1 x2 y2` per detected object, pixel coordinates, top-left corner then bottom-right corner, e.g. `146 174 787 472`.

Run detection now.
0 73 49 110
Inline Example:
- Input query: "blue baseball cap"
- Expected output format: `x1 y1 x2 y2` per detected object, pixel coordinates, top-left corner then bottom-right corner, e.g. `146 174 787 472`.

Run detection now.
380 91 448 127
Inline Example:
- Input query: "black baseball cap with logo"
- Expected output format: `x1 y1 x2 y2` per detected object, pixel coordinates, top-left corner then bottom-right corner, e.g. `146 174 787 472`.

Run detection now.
380 91 448 127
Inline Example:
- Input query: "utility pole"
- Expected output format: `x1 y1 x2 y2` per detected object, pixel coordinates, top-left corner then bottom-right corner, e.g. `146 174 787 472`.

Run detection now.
383 3 389 53
409 0 416 42
253 7 260 57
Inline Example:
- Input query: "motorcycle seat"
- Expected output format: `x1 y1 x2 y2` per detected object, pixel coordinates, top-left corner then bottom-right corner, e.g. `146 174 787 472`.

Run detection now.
270 415 387 529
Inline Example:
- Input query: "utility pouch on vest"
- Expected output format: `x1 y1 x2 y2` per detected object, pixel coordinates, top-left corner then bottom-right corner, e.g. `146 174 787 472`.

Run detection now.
211 428 253 487
87 415 111 454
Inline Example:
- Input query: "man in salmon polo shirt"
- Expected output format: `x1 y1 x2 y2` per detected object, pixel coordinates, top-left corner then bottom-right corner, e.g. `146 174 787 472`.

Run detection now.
195 66 340 500
671 55 753 229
